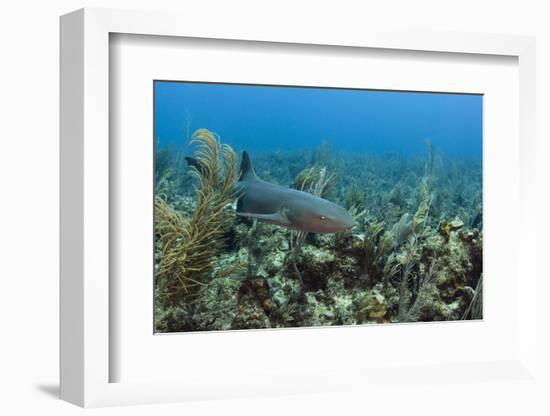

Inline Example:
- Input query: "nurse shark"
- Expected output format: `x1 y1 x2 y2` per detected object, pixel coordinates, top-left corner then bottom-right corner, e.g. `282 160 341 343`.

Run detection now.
233 152 356 233
187 151 355 233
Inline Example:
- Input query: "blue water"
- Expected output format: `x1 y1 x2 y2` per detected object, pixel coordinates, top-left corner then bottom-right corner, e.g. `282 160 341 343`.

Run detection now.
154 81 482 157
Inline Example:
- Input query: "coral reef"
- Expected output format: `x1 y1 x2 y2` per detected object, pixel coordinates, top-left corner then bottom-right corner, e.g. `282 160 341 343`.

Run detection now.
154 134 483 332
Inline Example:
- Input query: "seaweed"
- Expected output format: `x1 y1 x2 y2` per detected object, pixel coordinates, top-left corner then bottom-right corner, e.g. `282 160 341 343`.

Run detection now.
155 129 238 307
344 178 365 211
400 257 436 322
462 274 483 319
413 176 432 233
293 165 336 198
360 221 393 284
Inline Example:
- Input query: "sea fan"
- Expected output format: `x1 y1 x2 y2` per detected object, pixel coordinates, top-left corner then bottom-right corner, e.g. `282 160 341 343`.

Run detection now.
391 213 413 249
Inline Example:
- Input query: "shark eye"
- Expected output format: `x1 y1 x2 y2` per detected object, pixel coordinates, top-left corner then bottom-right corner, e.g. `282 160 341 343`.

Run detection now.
320 216 326 220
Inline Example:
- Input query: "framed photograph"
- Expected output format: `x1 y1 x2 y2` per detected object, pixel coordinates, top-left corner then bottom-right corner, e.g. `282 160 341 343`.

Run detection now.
60 8 538 407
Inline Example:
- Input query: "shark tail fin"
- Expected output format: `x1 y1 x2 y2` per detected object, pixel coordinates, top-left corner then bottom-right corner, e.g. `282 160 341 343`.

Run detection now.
239 151 257 181
185 156 207 175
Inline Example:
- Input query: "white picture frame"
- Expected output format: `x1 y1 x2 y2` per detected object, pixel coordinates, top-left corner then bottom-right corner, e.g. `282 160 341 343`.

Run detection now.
60 7 537 407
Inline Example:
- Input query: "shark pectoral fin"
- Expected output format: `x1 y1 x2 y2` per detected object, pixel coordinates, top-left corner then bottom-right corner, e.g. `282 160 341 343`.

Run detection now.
236 211 291 225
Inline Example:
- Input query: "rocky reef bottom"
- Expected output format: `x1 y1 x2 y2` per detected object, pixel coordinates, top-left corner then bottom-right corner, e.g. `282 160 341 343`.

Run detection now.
154 134 483 332
155 200 482 333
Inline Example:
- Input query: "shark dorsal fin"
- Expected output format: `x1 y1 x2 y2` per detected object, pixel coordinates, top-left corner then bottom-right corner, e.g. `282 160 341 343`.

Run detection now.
239 151 257 181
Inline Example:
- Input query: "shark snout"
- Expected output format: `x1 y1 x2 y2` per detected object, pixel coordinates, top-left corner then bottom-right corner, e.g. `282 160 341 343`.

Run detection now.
345 218 358 231
340 213 357 231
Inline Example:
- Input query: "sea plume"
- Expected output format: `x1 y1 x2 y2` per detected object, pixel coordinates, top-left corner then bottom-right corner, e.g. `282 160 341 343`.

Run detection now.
155 129 238 306
293 165 336 198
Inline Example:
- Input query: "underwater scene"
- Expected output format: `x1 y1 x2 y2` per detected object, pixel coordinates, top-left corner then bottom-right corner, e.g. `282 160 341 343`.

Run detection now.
154 81 483 333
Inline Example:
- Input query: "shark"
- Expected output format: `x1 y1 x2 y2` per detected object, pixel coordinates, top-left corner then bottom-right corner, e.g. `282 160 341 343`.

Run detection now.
186 151 356 233
232 151 356 233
